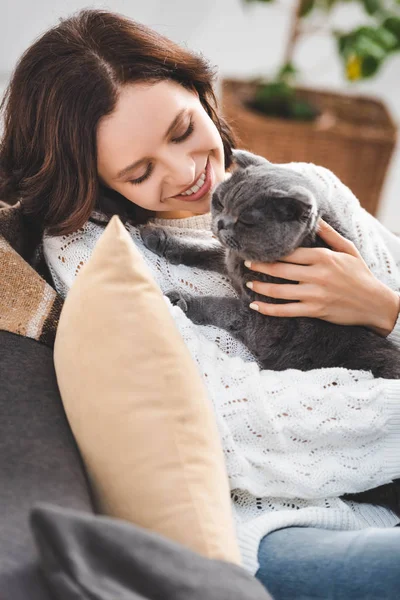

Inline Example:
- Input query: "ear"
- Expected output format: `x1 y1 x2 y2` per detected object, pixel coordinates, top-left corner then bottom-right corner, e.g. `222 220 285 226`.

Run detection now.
269 185 315 207
287 185 316 208
274 197 309 222
232 149 269 169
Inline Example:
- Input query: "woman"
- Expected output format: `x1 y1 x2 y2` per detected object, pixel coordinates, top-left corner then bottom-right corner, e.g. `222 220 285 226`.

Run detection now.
2 9 400 599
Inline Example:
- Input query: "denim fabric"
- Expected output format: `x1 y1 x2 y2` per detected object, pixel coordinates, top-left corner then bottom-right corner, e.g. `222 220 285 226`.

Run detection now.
256 526 400 600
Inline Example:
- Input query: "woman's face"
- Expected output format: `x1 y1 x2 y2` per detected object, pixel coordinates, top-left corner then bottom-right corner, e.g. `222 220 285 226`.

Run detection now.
97 80 226 219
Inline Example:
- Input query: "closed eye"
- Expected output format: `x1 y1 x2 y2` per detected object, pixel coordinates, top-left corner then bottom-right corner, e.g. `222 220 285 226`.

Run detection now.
172 118 195 143
212 195 224 211
239 216 256 226
130 118 195 185
130 164 153 185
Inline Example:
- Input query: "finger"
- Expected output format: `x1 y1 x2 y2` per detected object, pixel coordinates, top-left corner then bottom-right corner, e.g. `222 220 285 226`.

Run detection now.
278 247 319 265
317 219 360 257
249 300 315 318
245 260 311 282
247 281 305 300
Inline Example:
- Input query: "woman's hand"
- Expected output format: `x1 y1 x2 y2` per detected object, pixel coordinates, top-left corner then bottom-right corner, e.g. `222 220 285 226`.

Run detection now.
245 218 400 337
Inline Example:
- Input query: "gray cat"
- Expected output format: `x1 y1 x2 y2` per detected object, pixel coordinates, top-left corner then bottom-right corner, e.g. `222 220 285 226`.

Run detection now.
140 149 400 514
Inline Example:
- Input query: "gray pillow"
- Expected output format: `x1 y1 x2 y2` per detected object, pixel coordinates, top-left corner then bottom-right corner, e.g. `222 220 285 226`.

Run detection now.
0 330 93 599
31 503 273 600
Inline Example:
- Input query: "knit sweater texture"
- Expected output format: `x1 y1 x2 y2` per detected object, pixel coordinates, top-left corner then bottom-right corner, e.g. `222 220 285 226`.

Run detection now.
43 162 400 574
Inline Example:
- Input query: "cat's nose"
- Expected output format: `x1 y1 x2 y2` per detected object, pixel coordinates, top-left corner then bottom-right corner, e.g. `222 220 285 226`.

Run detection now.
217 216 235 231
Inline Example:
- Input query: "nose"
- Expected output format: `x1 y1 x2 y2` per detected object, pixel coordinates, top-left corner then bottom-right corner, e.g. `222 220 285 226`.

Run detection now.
162 151 196 194
217 216 235 231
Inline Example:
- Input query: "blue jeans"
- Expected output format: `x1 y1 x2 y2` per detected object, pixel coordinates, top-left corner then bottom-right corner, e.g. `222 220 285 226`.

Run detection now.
255 526 400 599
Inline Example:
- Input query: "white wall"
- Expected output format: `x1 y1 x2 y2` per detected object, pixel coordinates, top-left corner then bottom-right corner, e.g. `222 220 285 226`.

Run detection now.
1 0 399 229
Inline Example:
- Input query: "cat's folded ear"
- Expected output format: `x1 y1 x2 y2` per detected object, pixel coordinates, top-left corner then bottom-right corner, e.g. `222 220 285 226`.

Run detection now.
232 149 270 169
268 186 314 206
286 185 317 208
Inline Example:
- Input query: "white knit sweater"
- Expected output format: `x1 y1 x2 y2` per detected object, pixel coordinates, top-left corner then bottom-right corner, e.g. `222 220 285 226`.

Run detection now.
43 162 400 575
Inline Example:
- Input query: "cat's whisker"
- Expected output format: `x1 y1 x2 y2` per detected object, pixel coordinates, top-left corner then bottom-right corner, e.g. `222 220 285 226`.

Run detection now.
223 236 240 251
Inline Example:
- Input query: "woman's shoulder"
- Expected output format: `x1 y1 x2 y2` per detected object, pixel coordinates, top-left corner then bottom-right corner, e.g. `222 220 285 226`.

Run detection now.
43 215 107 248
42 216 110 295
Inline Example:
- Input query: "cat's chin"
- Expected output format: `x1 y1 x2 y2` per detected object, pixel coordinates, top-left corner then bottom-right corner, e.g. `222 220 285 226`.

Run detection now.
241 240 308 262
217 232 240 251
216 214 318 261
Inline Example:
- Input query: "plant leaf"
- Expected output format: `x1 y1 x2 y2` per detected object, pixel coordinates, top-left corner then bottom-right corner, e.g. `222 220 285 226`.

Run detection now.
321 0 342 10
383 16 400 47
277 62 299 82
338 26 397 60
299 0 315 17
343 51 381 80
254 81 295 102
355 32 391 59
242 0 275 3
361 54 381 77
361 0 382 15
291 98 320 121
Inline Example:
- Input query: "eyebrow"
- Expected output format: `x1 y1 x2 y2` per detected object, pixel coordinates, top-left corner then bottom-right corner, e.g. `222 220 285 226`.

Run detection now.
114 108 188 181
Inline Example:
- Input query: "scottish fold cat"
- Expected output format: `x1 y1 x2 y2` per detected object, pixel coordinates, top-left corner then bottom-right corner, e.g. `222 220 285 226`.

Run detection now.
140 149 400 514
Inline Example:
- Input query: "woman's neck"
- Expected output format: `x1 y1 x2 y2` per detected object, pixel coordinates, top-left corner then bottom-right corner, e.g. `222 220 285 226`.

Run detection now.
151 212 212 230
155 209 208 219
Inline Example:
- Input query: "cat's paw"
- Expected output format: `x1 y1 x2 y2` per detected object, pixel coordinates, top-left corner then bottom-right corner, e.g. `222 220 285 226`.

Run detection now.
139 225 182 265
165 290 190 313
139 225 168 257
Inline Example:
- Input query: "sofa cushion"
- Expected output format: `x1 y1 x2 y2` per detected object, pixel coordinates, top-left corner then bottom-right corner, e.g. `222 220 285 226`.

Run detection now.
31 504 272 600
0 330 93 599
53 215 241 564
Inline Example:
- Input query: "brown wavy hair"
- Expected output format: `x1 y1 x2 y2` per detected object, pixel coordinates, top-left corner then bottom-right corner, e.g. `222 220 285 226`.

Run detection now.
0 9 237 235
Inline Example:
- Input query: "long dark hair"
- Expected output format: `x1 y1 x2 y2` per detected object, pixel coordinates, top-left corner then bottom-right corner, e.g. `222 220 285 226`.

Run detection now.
0 9 237 235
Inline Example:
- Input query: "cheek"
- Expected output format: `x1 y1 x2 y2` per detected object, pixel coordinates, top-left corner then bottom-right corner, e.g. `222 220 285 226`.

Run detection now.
118 182 161 210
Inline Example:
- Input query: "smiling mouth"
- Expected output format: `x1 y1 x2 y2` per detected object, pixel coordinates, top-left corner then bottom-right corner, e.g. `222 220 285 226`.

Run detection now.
180 170 206 196
174 158 213 203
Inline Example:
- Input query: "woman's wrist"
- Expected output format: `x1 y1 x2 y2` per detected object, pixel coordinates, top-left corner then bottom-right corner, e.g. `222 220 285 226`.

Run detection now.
369 285 400 337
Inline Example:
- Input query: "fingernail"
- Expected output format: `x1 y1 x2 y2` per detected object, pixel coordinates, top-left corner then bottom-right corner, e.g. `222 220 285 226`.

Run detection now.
246 281 253 290
244 260 252 268
249 303 259 311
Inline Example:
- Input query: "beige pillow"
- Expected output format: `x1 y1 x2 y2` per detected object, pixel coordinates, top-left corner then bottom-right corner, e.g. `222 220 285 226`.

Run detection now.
54 216 241 565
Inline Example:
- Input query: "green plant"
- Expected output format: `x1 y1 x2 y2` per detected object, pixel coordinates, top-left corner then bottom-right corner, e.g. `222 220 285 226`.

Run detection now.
242 0 400 120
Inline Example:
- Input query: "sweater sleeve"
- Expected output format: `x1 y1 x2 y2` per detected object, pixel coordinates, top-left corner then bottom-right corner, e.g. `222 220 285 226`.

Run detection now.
287 162 400 291
362 212 400 348
387 310 400 348
171 301 400 500
287 162 400 347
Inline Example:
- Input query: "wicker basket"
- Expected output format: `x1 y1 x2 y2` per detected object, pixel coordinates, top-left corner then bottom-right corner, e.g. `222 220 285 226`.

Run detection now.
221 79 397 216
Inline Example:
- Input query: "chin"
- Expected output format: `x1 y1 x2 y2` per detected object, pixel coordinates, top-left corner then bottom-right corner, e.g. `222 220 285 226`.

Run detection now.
178 197 211 215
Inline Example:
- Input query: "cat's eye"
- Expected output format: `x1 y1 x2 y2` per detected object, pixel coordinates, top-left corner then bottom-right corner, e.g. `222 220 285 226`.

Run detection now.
239 214 256 226
283 205 299 220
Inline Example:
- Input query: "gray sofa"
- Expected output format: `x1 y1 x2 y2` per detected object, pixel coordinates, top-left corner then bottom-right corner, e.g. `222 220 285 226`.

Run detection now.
0 330 93 599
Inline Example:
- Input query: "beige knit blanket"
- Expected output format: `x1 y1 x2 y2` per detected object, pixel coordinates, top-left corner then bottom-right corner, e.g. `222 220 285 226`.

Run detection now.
0 202 62 347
